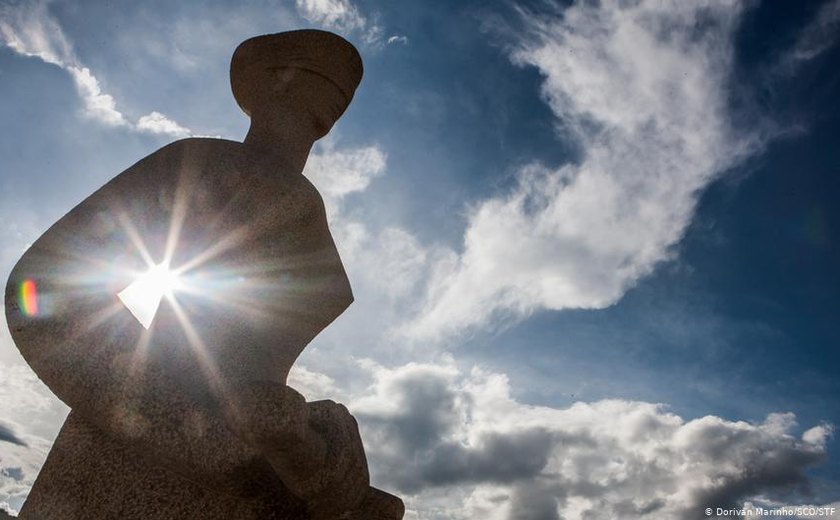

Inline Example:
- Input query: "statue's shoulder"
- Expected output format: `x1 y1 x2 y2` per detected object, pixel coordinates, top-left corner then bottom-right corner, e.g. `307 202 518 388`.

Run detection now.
143 137 243 164
113 138 243 185
161 137 242 151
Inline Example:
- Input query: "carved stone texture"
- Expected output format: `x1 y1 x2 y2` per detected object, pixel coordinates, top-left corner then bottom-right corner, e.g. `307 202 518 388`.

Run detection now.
4 29 403 519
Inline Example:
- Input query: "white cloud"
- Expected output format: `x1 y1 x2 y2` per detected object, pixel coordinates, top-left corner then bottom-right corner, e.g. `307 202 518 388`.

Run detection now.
136 111 191 139
332 221 434 306
401 0 761 341
303 141 387 219
287 365 341 402
295 0 367 32
802 424 834 448
0 363 66 515
66 66 126 127
0 0 70 66
0 0 125 127
387 35 409 46
356 228 429 300
351 360 833 520
0 0 191 136
303 142 439 308
302 141 462 314
295 0 383 45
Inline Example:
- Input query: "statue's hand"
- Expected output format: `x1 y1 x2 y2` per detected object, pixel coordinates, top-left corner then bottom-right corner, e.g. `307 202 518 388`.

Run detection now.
222 382 320 462
223 382 372 518
304 399 371 518
302 401 404 519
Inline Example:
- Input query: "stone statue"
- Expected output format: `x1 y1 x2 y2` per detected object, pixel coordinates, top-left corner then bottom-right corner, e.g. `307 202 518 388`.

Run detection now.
4 30 404 519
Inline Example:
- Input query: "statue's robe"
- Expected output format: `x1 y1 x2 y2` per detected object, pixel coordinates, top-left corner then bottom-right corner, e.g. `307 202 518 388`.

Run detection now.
6 138 354 519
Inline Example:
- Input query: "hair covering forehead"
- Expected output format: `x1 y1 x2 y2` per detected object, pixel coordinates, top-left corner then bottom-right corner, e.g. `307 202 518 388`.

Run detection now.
230 29 363 113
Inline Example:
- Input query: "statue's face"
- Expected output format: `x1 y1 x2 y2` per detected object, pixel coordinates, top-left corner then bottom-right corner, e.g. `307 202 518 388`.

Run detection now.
262 67 348 138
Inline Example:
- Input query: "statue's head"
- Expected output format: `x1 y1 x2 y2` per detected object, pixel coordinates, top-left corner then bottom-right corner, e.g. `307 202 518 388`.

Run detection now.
231 30 363 139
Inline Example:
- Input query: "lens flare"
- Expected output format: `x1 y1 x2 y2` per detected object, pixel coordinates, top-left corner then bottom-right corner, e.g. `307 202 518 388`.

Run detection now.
19 279 39 317
118 263 181 329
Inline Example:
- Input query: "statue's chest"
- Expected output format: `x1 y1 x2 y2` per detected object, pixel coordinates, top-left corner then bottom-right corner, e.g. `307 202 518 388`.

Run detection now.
128 156 325 265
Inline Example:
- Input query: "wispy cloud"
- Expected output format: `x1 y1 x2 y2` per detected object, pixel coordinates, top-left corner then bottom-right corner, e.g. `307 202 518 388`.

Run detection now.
295 0 383 45
302 140 447 310
0 0 70 66
783 0 840 66
295 0 367 32
303 140 387 219
387 35 409 46
352 360 833 519
303 141 436 305
0 0 191 137
402 0 760 341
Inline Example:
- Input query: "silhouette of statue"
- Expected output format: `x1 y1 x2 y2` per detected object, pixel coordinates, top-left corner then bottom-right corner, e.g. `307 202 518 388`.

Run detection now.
4 30 403 519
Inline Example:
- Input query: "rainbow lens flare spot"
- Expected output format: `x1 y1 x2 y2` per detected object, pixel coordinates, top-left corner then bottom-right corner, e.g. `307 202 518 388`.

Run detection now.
19 279 39 317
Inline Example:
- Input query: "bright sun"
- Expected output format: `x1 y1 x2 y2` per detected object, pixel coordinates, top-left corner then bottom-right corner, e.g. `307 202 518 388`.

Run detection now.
117 263 181 329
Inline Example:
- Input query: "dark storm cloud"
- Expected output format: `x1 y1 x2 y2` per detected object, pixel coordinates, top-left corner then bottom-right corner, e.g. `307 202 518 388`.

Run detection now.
418 429 555 487
354 364 562 491
508 482 561 520
686 441 826 519
0 423 26 447
357 366 461 454
353 362 834 520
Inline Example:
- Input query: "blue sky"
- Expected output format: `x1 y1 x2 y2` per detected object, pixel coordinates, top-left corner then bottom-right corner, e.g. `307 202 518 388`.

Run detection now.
1 0 840 518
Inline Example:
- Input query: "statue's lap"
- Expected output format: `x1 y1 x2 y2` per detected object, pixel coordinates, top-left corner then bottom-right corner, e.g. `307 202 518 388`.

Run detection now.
20 411 308 520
